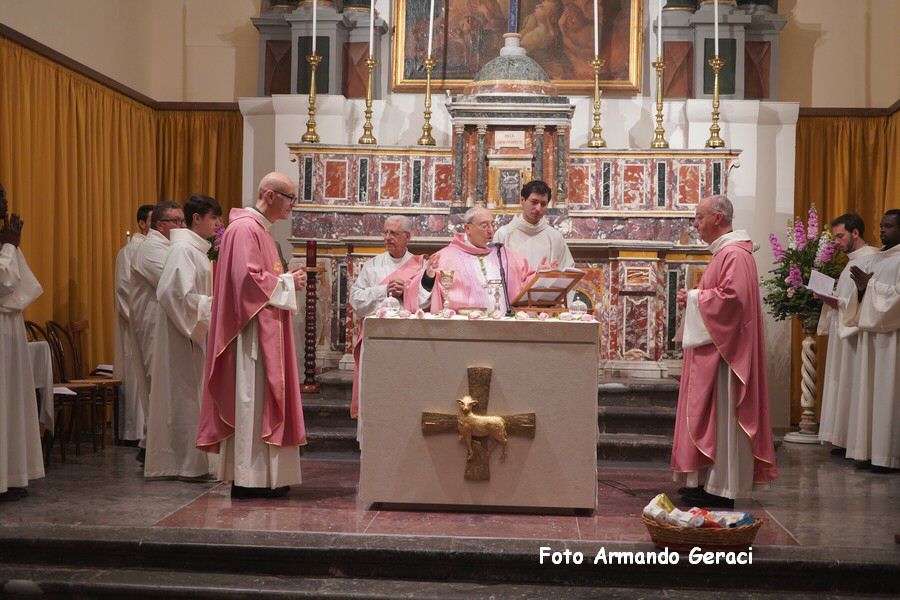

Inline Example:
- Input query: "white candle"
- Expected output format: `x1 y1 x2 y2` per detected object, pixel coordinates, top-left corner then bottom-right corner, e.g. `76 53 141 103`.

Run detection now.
427 0 435 59
593 0 599 57
714 0 719 56
657 0 663 58
369 0 375 57
311 0 317 55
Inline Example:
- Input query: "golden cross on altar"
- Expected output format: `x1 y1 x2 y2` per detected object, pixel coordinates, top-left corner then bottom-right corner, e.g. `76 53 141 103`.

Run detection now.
421 366 536 480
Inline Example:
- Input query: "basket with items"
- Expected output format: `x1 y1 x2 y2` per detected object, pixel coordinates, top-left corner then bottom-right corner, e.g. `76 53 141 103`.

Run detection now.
641 493 763 552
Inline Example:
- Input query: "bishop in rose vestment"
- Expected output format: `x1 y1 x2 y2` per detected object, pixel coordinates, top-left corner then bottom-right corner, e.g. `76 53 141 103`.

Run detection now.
673 197 777 503
197 178 307 494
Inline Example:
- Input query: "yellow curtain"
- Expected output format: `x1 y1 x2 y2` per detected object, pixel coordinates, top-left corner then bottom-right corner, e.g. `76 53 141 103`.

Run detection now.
0 36 243 367
790 112 899 423
156 110 244 215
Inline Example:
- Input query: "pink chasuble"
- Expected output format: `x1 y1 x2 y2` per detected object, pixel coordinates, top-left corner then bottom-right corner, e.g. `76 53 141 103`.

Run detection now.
671 240 778 484
404 233 534 314
196 208 306 452
350 254 425 418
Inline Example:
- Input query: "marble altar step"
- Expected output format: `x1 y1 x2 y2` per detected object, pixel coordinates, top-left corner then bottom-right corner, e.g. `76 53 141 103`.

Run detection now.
597 406 676 436
1 525 897 597
597 379 680 407
597 433 673 462
302 372 681 462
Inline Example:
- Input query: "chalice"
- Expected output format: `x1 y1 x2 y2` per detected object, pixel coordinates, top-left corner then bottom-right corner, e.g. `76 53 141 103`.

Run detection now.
439 269 455 317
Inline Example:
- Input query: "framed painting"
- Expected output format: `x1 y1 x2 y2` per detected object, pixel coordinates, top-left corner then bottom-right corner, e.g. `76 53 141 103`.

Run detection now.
391 0 643 93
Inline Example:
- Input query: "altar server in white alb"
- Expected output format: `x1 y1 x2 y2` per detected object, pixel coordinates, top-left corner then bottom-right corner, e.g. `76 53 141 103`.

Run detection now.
145 195 222 479
113 204 154 443
129 200 184 461
493 180 574 271
815 213 879 455
0 203 44 502
844 209 900 473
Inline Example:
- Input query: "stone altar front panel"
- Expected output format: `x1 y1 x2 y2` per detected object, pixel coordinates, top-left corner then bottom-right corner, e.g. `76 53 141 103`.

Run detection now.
358 318 599 511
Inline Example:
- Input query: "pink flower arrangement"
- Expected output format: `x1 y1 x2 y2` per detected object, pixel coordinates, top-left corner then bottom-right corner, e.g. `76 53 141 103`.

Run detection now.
793 219 807 251
806 206 819 240
763 206 844 330
785 264 804 288
769 233 785 261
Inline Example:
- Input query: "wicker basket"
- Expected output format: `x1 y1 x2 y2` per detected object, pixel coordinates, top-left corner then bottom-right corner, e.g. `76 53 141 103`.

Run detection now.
642 515 763 551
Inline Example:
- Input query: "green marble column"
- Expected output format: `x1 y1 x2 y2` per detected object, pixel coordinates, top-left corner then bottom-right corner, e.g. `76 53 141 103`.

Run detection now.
476 126 487 205
534 126 544 182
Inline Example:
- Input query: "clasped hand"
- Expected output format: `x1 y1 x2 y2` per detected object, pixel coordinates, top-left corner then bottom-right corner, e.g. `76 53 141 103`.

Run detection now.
849 265 873 292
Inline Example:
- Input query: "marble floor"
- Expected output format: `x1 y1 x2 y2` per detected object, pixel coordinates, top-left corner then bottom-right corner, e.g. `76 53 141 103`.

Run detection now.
2 443 898 552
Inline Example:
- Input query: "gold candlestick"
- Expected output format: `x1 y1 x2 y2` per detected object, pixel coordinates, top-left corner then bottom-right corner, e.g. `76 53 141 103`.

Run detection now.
651 58 669 149
417 56 437 146
587 57 606 148
358 56 378 145
301 54 322 143
705 55 726 149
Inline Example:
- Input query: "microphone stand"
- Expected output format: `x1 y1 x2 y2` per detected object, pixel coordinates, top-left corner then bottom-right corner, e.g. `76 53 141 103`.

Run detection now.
495 243 513 317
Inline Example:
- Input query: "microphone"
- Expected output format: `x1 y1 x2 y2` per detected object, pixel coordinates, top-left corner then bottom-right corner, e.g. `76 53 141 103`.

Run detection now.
491 241 513 317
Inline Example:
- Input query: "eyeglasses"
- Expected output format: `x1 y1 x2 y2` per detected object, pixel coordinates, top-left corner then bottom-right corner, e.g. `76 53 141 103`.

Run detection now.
267 189 297 203
158 218 186 225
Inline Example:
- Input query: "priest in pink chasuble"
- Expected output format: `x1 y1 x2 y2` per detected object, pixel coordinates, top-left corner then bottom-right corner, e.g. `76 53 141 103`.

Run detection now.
406 207 539 315
348 215 425 419
196 172 308 499
673 195 778 508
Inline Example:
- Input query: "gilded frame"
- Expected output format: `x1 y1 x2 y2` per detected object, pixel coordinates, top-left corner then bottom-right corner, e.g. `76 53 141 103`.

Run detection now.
391 0 643 93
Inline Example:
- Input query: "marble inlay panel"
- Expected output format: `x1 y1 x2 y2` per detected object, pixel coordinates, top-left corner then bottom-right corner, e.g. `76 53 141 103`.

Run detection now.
676 163 701 206
623 265 653 290
324 159 349 201
622 296 650 359
432 163 455 204
378 160 403 203
567 164 591 206
620 162 648 207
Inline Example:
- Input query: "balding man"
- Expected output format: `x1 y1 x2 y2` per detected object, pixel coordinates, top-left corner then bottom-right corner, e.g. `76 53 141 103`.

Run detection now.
348 215 425 418
409 207 537 315
672 195 778 508
196 173 308 499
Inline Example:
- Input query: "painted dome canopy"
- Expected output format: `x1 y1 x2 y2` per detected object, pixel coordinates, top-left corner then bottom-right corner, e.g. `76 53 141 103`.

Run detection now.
463 33 558 97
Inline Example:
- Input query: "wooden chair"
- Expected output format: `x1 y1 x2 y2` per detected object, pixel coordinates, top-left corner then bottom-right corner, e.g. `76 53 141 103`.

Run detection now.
25 320 93 462
66 320 123 445
45 321 117 452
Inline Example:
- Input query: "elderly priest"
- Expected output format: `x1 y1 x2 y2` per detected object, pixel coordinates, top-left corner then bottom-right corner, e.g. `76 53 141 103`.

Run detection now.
673 195 778 508
408 207 539 315
348 215 424 419
196 172 308 499
844 209 900 473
